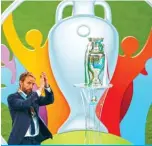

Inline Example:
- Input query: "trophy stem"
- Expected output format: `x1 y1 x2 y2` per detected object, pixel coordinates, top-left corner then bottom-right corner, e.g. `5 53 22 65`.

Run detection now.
92 69 103 85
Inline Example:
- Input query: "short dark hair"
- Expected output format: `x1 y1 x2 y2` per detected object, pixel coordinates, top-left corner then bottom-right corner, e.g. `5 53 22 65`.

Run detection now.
19 72 36 82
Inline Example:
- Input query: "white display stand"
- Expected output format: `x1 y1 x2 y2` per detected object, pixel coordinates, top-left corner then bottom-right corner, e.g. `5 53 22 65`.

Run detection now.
74 83 112 144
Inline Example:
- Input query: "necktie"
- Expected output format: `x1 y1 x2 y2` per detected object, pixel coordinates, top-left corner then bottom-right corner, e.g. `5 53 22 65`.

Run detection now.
28 94 36 136
30 107 35 135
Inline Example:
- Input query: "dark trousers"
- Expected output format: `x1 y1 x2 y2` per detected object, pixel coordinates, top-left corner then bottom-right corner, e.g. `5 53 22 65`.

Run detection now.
20 136 40 145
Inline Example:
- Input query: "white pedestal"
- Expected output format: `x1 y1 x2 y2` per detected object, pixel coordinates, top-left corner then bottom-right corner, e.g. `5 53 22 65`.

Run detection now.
74 83 112 144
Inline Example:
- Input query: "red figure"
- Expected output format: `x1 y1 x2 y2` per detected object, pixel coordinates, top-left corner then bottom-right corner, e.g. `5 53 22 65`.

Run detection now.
96 30 152 136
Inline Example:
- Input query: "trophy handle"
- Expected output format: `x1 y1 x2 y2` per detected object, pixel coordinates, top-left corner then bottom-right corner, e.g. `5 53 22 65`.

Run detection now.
95 1 112 23
55 0 73 23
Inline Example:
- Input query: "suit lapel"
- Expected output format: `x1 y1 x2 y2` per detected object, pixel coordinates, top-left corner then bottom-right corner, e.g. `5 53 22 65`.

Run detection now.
17 91 39 114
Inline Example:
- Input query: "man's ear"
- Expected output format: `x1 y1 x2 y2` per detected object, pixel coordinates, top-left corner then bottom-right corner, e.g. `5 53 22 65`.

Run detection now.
19 81 22 87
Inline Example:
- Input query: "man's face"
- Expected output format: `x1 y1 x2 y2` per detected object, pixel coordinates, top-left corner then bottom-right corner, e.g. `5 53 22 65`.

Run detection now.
20 76 35 95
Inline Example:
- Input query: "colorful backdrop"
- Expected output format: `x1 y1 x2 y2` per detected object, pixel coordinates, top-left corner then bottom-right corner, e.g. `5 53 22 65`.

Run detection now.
1 0 152 145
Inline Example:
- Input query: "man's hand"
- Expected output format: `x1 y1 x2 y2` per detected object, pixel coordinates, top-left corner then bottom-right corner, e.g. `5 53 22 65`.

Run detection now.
41 72 49 88
39 74 45 92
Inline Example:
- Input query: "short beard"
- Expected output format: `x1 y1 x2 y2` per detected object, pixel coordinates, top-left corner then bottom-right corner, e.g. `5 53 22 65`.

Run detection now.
25 90 32 95
20 87 32 95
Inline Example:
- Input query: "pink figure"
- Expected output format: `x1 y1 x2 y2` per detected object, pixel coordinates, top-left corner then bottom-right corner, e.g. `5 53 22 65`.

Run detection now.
1 44 16 84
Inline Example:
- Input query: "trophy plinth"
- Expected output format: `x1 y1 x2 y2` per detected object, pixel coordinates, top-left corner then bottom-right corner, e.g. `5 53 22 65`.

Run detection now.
74 83 112 144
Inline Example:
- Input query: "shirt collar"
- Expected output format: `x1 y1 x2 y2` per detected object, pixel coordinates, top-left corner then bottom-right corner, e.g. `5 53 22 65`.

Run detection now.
18 89 27 99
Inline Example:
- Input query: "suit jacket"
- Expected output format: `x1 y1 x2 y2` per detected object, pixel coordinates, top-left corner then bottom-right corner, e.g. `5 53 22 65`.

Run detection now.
7 89 54 145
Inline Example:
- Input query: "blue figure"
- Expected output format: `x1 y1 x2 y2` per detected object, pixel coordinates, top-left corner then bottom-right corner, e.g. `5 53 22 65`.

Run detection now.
120 58 152 144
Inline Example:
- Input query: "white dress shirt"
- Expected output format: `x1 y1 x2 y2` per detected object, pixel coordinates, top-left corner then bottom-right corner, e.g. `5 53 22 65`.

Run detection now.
18 87 51 137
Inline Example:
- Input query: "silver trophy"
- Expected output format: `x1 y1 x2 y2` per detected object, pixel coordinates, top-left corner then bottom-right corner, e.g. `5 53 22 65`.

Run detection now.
85 38 105 86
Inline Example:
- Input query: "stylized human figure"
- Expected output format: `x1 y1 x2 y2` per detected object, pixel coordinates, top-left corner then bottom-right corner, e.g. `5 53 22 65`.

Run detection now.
2 14 70 134
120 58 152 144
97 30 152 135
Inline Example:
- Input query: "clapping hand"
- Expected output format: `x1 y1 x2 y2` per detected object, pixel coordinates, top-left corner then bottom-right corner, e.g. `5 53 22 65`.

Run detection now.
39 73 45 92
41 72 49 86
41 72 49 88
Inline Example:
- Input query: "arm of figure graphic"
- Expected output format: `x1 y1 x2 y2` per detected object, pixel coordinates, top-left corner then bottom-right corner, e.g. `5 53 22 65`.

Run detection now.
37 72 54 106
136 30 152 61
2 14 32 61
7 92 39 110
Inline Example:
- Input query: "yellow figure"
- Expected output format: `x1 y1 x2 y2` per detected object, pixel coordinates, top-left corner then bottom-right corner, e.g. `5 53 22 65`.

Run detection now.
2 14 70 134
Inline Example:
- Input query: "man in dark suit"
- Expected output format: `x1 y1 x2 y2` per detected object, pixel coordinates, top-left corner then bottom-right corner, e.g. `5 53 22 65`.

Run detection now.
7 72 54 145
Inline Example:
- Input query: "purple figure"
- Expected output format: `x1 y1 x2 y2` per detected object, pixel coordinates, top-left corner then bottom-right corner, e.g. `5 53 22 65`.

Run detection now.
1 44 16 84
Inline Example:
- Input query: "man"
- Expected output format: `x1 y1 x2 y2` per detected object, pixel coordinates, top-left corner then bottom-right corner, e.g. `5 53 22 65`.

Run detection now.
7 72 54 145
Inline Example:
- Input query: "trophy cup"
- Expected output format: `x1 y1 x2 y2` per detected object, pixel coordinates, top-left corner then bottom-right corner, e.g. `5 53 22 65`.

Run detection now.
85 38 105 86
